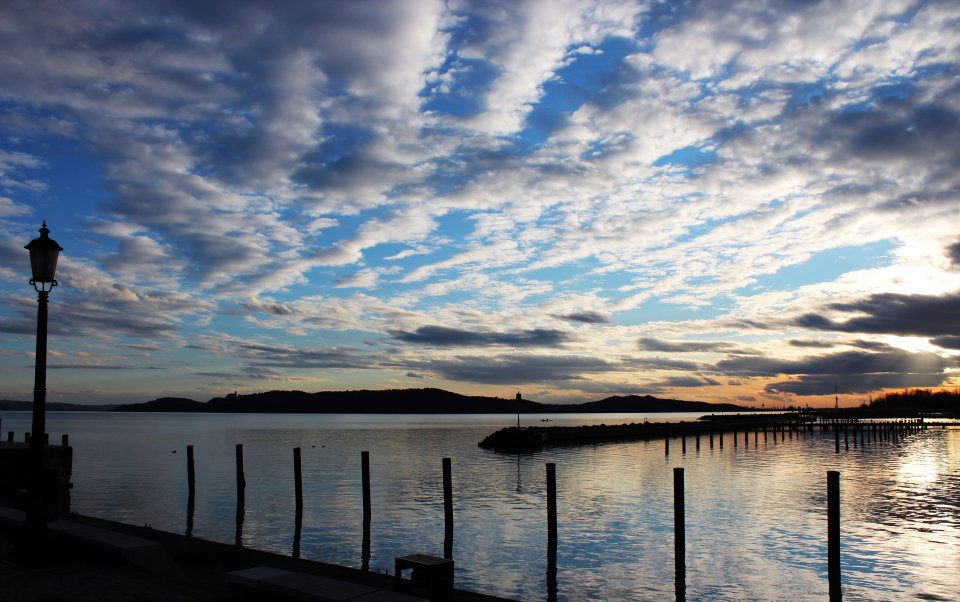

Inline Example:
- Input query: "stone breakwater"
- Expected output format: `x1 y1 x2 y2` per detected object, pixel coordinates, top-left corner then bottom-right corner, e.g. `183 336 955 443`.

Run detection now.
478 414 806 452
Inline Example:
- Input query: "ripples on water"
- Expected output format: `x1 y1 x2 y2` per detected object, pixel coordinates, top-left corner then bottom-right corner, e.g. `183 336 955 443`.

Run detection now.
3 412 958 601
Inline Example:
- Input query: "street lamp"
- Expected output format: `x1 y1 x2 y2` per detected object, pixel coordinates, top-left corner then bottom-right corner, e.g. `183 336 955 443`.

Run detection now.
24 220 62 534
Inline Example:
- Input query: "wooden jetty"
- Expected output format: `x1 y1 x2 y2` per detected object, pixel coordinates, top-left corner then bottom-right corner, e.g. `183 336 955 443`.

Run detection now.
477 414 958 452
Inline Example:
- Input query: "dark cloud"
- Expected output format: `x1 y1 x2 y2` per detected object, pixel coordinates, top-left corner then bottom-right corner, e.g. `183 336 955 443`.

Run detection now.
235 341 380 370
795 291 960 337
653 376 721 388
390 325 570 347
717 349 949 377
930 335 960 350
819 100 960 178
848 339 896 352
948 241 960 267
552 311 610 324
416 354 618 384
789 339 835 348
766 372 948 396
623 356 703 371
638 337 735 352
405 371 422 378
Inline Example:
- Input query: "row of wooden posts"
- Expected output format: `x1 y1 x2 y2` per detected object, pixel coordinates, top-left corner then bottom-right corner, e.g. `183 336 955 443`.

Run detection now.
663 418 930 456
4 431 69 446
183 443 848 601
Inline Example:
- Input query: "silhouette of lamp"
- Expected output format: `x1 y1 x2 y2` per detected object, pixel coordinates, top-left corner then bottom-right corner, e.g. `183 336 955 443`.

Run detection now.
24 221 62 535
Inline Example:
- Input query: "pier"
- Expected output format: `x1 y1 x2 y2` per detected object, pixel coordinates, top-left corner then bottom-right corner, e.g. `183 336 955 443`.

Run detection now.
477 415 956 452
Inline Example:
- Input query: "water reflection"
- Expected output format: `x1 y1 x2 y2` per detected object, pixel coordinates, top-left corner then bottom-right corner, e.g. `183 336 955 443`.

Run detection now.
4 411 957 601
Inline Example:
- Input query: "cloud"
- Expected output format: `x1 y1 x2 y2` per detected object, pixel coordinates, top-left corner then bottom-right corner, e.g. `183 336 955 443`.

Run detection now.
415 353 619 384
390 325 570 348
716 349 949 378
948 241 960 267
789 339 836 348
552 311 610 324
930 335 960 350
766 373 948 396
651 375 721 388
795 292 960 337
716 348 953 395
637 337 735 353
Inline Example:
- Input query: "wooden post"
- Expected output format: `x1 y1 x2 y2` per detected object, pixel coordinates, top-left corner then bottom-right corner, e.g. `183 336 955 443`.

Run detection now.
546 463 557 548
681 436 686 454
61 433 68 446
186 445 195 537
733 429 738 448
674 467 685 601
719 431 724 449
709 432 714 449
695 434 700 451
763 428 767 443
293 447 303 559
754 430 758 447
744 430 748 446
834 428 840 454
844 429 849 451
828 470 841 601
7 431 14 442
665 436 669 456
294 447 303 513
361 451 371 522
235 443 245 547
443 457 453 559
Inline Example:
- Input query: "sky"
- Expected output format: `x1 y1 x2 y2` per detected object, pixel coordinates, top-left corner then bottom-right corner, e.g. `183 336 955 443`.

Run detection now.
1 0 959 407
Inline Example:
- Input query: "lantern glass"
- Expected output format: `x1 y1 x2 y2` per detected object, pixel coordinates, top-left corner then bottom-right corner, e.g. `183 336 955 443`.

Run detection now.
24 222 63 283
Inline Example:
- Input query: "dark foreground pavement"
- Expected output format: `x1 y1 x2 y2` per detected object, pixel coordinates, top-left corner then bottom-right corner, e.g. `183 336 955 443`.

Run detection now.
0 505 514 602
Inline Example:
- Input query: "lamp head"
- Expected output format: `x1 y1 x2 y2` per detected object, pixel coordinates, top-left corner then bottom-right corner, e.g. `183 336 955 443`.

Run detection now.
25 221 63 291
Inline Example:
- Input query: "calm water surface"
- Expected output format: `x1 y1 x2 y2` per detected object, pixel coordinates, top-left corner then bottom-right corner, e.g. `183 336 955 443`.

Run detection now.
2 411 958 601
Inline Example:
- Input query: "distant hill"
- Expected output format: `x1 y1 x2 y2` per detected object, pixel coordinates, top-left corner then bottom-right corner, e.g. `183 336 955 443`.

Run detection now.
569 395 748 413
111 397 207 412
107 388 751 414
0 400 118 411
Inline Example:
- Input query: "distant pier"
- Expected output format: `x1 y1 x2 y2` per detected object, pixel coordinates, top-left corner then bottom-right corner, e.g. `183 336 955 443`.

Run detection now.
477 414 954 452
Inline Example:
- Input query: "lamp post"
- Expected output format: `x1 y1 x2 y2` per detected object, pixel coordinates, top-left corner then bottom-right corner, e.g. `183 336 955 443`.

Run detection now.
24 221 62 536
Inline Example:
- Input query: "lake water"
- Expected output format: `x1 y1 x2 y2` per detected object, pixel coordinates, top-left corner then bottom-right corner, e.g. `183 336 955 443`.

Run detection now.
2 411 958 601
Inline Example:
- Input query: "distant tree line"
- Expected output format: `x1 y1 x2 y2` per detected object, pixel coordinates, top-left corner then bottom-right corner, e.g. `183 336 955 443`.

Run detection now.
863 388 960 415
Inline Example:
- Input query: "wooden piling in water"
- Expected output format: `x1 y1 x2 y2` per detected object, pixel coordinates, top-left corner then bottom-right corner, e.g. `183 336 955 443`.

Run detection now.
294 447 303 513
187 444 196 490
695 434 700 451
719 431 724 449
733 429 738 448
709 432 714 449
186 445 195 537
744 430 748 446
61 433 68 446
828 470 841 601
844 430 849 451
681 436 686 454
7 431 13 442
546 462 557 548
674 467 685 601
361 451 371 522
834 428 840 453
235 443 245 547
665 436 669 456
443 457 453 559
